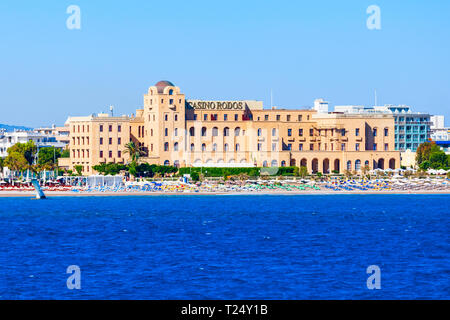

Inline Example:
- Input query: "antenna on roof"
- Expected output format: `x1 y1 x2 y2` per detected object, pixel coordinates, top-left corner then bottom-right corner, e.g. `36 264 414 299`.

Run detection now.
110 105 114 117
270 89 273 109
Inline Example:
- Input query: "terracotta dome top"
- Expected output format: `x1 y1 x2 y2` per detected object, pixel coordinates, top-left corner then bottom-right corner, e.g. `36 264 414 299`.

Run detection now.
155 80 175 93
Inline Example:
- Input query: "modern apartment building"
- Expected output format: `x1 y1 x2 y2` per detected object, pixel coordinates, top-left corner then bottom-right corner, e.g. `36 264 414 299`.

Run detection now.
0 130 67 158
335 105 431 152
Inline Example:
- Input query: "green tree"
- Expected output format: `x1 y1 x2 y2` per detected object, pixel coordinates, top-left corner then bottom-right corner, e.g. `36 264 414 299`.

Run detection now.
6 140 37 166
429 150 448 169
416 142 433 165
123 141 141 163
419 160 431 171
299 166 308 178
61 149 70 158
74 165 83 176
4 152 29 172
37 147 61 167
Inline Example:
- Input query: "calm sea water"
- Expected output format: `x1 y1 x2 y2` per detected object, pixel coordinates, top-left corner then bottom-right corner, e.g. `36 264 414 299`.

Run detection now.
0 194 448 300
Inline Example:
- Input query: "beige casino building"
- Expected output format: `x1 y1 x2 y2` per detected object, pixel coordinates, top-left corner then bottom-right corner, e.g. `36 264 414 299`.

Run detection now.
60 80 400 175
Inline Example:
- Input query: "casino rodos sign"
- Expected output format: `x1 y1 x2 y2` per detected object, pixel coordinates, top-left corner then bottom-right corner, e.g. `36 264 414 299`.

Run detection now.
187 100 244 110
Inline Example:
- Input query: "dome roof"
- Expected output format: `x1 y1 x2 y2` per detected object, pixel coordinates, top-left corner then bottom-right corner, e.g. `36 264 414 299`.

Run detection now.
155 80 175 93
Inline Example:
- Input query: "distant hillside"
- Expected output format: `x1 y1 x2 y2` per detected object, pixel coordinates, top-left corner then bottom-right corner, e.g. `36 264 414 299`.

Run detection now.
0 123 33 132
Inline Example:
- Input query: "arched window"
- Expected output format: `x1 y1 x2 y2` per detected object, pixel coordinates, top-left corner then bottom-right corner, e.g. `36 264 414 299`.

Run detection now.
365 160 370 167
164 142 169 152
234 127 241 136
168 89 173 95
347 160 352 170
212 143 217 152
164 160 170 166
190 143 195 152
272 128 276 136
263 160 268 167
271 160 278 167
174 160 180 168
224 143 229 151
281 160 286 167
224 127 230 136
201 127 207 137
355 160 361 171
212 127 218 136
174 142 179 151
235 143 240 151
257 128 262 136
174 128 178 136
189 127 195 136
202 144 206 152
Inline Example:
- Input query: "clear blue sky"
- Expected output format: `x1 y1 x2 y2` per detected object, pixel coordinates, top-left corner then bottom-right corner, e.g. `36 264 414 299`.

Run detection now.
1 0 449 127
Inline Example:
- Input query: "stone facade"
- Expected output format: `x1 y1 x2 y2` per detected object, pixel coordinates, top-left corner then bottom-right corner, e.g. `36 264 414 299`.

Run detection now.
63 81 400 175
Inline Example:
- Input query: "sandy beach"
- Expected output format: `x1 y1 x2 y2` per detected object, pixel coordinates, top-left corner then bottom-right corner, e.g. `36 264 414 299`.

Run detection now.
1 189 450 197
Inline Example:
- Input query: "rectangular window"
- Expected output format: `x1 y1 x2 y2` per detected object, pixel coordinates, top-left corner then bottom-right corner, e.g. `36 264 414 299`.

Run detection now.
356 143 360 151
118 137 121 145
341 143 346 151
287 115 291 121
287 144 292 151
288 129 292 136
373 143 377 151
299 129 303 136
194 114 198 121
310 129 314 136
310 144 314 151
257 143 262 151
355 128 360 136
118 151 121 158
272 143 276 151
99 125 103 132
109 138 112 145
276 115 280 121
204 114 208 121
224 114 228 121
384 143 388 151
235 114 238 121
118 125 121 132
109 151 112 158
99 151 103 158
298 115 302 121
264 115 269 121
169 99 173 105
373 128 377 137
100 138 103 145
299 144 303 151
341 129 346 136
384 128 389 136
109 125 112 132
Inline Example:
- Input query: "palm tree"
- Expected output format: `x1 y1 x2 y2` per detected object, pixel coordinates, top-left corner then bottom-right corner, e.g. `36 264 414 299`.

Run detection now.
123 141 141 163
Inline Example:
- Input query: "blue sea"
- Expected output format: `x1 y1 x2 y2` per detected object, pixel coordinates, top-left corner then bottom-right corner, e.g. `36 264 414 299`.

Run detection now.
0 194 448 300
